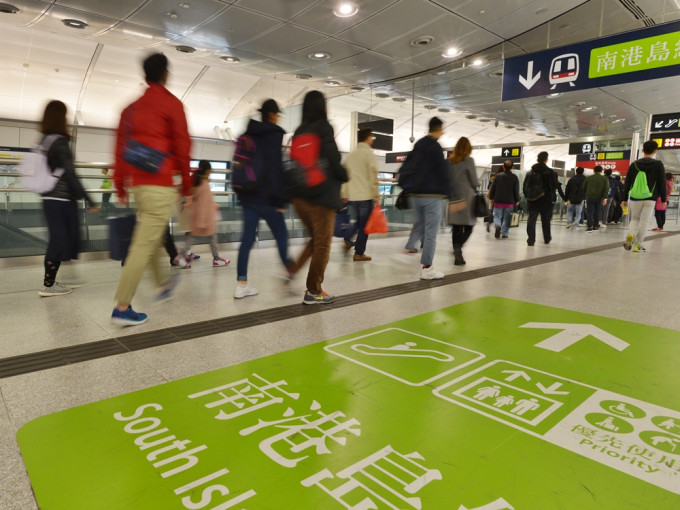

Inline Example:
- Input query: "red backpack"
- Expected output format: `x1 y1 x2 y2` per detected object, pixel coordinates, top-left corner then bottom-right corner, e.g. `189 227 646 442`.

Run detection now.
283 132 328 198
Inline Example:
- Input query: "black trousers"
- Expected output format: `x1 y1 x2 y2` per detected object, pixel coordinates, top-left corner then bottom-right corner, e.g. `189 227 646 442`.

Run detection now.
655 209 666 229
586 197 603 229
43 199 80 262
526 203 552 245
451 225 474 247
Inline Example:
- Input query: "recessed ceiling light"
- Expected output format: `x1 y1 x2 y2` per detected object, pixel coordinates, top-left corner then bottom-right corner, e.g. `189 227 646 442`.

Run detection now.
308 52 331 60
438 107 451 113
0 3 19 14
505 125 515 129
515 127 527 131
479 118 492 122
571 101 586 107
176 45 196 53
178 2 190 8
220 56 240 63
62 18 88 29
295 73 311 80
547 93 562 98
546 135 555 138
536 7 549 15
612 118 626 123
324 80 340 87
490 71 503 77
411 35 435 47
333 2 358 17
166 11 178 20
392 96 406 102
498 108 513 113
424 104 437 110
375 92 390 98
471 58 485 66
581 106 597 112
442 47 461 58
350 85 365 91
465 114 477 119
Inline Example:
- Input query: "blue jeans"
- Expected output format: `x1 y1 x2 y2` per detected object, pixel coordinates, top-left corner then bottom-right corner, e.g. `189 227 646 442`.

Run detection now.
410 196 444 266
343 200 373 255
237 203 290 281
493 207 513 236
566 202 583 226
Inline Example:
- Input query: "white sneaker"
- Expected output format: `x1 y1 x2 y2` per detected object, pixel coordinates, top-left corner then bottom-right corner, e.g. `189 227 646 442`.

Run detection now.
38 282 72 297
234 283 259 299
420 266 444 280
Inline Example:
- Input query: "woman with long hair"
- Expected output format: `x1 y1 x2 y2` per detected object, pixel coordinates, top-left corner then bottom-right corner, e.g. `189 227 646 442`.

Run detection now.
288 90 348 304
37 100 97 296
447 136 479 265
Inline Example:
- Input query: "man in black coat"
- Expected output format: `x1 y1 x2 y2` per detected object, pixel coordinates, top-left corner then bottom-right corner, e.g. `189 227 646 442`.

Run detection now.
524 151 556 246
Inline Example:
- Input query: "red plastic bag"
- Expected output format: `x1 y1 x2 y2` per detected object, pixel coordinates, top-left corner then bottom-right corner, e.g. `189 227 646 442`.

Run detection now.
364 205 388 234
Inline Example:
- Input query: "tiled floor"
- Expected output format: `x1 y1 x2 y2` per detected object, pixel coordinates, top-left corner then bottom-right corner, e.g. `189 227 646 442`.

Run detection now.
1 220 678 509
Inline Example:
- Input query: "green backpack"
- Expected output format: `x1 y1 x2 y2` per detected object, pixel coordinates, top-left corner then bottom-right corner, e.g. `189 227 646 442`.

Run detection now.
629 162 655 199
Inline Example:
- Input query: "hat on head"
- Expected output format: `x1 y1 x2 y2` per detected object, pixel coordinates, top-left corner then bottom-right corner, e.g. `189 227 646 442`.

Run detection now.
258 99 281 115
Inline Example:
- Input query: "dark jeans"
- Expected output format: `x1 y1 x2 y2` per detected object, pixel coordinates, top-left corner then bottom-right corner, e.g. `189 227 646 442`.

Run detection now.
43 199 80 262
291 198 335 294
655 209 666 229
586 197 603 229
237 203 290 281
451 225 473 247
526 203 552 245
164 226 178 263
343 200 373 255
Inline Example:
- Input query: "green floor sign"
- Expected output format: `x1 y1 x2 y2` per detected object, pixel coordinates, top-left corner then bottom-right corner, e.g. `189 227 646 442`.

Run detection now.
17 298 680 509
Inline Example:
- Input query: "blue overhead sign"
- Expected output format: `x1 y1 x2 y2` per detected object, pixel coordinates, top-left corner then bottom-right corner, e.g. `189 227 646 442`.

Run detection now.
502 20 680 101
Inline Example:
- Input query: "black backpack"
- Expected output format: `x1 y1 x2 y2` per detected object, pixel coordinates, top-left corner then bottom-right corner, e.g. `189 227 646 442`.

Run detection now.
524 170 545 201
397 148 423 191
569 175 586 204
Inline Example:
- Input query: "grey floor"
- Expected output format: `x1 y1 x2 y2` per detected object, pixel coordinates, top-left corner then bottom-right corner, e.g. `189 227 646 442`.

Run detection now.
1 219 679 509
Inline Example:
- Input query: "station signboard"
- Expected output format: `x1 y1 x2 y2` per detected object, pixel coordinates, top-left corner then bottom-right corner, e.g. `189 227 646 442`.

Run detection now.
650 112 680 133
576 151 631 174
501 146 522 157
651 131 680 150
502 20 680 101
568 142 596 155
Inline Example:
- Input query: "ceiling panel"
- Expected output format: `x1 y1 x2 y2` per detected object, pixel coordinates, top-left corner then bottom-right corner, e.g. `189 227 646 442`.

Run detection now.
30 4 118 34
0 0 48 25
191 6 281 48
283 38 365 68
432 0 538 27
55 0 146 20
233 0 318 20
237 24 327 57
484 0 589 40
291 0 397 36
125 0 228 35
336 0 447 49
95 21 175 48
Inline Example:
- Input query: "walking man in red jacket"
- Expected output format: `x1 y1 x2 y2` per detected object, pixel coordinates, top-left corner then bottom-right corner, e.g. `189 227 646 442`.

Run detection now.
111 53 192 325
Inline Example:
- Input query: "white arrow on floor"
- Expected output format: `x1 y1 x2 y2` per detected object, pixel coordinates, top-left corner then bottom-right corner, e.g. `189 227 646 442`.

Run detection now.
459 497 515 510
501 370 531 382
536 381 569 395
521 323 629 352
519 61 541 90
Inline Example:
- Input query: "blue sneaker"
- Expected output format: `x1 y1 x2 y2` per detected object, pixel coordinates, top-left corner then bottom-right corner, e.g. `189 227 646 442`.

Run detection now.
157 274 180 302
185 252 200 261
111 306 148 326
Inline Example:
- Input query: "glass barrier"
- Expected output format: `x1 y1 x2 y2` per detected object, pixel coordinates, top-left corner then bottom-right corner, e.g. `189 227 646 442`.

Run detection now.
0 159 414 259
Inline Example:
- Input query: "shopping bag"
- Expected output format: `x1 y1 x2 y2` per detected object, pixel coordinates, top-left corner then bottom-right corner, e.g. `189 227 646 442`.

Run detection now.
364 205 388 234
334 207 352 238
108 215 136 261
510 212 519 227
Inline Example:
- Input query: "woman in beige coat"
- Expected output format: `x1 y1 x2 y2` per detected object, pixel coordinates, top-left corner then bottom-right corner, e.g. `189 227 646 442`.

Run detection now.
181 160 230 267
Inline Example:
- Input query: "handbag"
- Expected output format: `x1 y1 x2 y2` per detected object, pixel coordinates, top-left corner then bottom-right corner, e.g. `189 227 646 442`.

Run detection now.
473 193 489 217
334 207 352 238
108 215 136 261
121 107 167 174
364 205 388 234
395 190 410 210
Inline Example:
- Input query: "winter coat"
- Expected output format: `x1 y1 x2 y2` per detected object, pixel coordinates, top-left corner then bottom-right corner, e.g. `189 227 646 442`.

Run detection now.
564 174 586 204
524 162 555 210
41 136 94 207
293 119 348 210
489 170 519 205
584 173 609 199
341 142 379 201
623 157 667 202
409 135 450 198
240 119 286 209
190 178 217 237
448 156 479 226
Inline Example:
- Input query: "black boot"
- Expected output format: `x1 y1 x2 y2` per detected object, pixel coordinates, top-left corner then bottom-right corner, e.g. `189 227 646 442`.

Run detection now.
453 244 466 265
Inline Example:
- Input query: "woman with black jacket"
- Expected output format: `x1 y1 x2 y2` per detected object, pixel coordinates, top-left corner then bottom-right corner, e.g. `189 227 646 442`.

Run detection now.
288 90 348 304
38 100 97 296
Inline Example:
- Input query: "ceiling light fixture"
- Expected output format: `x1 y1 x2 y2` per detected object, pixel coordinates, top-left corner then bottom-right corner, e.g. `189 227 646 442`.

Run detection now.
505 125 516 129
490 71 503 77
220 56 240 63
536 132 546 136
424 104 437 110
176 45 196 53
295 73 311 79
612 118 626 123
479 118 492 122
350 86 365 91
498 108 513 113
375 92 390 98
0 3 19 14
411 35 435 47
62 18 88 29
515 127 527 131
581 106 597 112
438 107 451 113
308 52 331 60
324 80 340 87
392 96 406 102
465 114 477 119
471 58 485 66
333 2 358 17
547 93 562 98
442 47 461 58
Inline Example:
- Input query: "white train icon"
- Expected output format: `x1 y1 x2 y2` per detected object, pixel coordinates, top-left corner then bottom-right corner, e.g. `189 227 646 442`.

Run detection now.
550 53 579 89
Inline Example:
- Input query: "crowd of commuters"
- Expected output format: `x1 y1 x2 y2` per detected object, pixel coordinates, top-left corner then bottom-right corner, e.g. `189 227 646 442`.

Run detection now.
29 53 675 326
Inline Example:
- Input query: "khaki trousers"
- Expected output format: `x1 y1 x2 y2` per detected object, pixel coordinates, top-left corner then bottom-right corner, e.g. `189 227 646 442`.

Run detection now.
114 186 178 306
291 198 335 294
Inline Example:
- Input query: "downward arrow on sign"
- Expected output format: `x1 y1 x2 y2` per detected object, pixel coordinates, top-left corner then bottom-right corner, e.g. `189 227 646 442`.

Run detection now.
519 61 541 90
521 323 629 352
